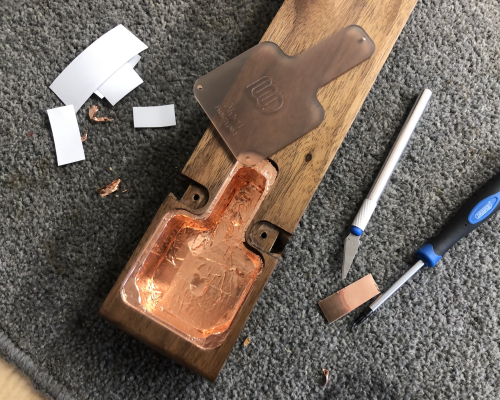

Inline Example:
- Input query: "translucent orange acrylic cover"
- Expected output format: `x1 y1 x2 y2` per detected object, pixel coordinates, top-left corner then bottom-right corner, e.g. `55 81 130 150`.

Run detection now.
121 160 277 349
194 25 375 166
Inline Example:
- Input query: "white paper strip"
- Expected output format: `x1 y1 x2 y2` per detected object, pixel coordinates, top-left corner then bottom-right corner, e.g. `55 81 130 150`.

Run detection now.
127 55 141 68
47 105 85 166
98 64 143 106
94 55 141 99
133 105 176 128
49 25 147 112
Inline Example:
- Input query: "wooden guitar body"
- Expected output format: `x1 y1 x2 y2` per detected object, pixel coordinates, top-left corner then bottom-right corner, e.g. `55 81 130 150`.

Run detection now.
100 0 418 381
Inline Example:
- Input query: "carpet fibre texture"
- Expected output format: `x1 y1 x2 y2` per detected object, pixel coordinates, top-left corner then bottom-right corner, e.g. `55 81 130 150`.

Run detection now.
1 0 500 399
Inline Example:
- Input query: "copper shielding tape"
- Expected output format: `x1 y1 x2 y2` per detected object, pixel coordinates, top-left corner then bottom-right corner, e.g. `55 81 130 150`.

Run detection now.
89 105 114 122
120 160 278 349
97 178 121 197
319 274 380 323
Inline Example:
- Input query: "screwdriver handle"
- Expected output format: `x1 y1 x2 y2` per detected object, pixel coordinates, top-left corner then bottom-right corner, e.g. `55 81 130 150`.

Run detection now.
416 173 500 267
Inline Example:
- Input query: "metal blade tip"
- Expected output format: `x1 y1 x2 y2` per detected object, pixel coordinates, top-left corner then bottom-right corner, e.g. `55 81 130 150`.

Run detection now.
342 233 361 280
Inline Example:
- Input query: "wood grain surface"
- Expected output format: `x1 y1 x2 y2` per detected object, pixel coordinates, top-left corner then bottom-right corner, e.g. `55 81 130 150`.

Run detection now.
101 0 418 381
0 358 45 400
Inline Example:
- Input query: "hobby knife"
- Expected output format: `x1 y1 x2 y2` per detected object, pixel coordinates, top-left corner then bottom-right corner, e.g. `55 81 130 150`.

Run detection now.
342 88 432 280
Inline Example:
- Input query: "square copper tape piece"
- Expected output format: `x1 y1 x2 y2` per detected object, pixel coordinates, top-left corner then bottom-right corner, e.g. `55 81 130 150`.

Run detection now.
319 274 380 323
193 25 375 166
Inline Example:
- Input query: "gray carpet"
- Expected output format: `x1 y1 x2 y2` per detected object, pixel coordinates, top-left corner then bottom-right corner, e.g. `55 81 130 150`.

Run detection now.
1 0 500 399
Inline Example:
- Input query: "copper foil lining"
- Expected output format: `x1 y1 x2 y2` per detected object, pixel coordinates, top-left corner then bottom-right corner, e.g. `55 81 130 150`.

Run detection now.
81 131 88 142
97 178 121 197
121 160 277 349
318 274 380 323
89 105 114 122
322 369 330 387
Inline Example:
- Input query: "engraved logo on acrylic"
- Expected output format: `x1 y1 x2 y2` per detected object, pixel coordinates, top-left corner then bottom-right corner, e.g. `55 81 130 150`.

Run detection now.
215 103 244 135
247 76 284 112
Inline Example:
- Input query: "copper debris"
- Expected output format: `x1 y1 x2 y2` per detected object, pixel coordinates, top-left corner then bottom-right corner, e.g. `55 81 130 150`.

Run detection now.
89 105 114 122
318 274 380 323
81 131 87 142
243 337 251 347
97 178 121 197
322 369 330 387
88 105 99 119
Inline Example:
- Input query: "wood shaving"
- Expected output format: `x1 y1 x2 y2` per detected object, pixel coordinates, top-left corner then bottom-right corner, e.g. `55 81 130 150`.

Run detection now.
243 337 251 347
322 369 330 387
89 105 114 122
81 131 87 142
97 178 121 197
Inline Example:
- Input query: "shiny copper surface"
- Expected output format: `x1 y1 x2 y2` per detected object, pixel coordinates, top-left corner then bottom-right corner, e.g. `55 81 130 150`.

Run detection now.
122 160 277 349
318 274 380 323
322 369 330 387
89 105 114 122
89 105 99 120
97 178 121 197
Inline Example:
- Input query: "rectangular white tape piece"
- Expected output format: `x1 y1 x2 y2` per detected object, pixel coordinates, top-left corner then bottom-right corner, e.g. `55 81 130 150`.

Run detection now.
47 105 85 166
94 54 141 99
49 25 147 112
133 105 176 128
97 63 143 106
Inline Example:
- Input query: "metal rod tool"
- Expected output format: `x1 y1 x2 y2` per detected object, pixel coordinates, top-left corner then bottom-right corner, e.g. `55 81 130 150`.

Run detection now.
342 88 432 280
354 171 500 325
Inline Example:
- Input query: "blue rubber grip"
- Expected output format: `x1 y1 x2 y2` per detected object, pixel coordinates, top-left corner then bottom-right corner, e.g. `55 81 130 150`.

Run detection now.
415 244 441 267
350 226 363 236
416 173 500 267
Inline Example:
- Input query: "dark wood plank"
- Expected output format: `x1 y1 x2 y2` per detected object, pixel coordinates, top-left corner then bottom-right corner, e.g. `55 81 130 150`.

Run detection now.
101 0 418 381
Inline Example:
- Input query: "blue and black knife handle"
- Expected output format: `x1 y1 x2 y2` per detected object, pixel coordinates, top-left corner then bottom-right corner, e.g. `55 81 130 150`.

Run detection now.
416 173 500 267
